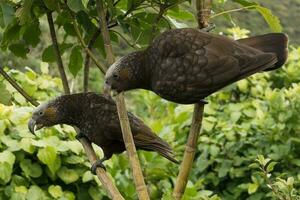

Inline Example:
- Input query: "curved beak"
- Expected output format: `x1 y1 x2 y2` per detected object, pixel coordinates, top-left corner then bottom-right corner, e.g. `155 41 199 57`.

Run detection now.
103 83 112 97
28 118 44 135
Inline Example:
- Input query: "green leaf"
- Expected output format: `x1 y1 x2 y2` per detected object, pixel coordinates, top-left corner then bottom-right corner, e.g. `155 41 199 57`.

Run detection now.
20 159 42 178
0 162 13 184
0 82 12 106
42 45 56 63
266 161 277 173
82 171 94 183
25 186 47 200
67 0 85 13
23 22 41 47
42 43 73 63
48 185 63 198
57 167 79 184
15 0 33 25
37 146 60 174
255 6 282 32
0 150 16 166
9 43 29 58
20 138 35 154
248 183 259 194
1 21 21 49
43 0 60 11
68 46 83 77
0 3 15 27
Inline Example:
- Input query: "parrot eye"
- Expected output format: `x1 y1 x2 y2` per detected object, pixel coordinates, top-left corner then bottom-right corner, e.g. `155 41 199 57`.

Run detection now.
39 111 44 116
113 74 119 79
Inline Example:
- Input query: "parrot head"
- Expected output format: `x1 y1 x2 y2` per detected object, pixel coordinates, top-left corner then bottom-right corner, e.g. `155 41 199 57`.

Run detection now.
28 100 61 135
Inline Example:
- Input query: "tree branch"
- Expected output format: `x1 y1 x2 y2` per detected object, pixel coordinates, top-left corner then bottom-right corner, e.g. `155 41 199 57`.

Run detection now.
67 9 107 74
0 67 39 107
173 0 211 199
84 28 102 92
95 0 150 199
46 11 70 95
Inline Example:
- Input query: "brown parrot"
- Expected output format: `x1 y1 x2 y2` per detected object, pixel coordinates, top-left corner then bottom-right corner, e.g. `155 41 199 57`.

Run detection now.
28 93 178 173
104 28 288 104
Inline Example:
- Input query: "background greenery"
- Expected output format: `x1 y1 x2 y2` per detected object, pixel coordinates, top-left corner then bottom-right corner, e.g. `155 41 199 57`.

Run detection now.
0 0 300 199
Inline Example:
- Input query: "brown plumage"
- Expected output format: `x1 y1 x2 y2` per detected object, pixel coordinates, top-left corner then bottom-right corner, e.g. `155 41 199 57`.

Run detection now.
28 93 178 170
104 28 288 104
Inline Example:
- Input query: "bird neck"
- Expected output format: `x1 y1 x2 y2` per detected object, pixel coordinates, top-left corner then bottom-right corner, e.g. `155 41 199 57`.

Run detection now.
55 95 86 127
129 51 152 90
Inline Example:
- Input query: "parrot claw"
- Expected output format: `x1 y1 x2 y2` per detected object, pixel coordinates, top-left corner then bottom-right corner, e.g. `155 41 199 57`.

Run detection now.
200 22 215 32
91 159 107 174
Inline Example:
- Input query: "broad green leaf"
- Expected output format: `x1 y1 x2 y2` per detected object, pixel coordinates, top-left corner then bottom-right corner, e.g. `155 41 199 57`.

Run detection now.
82 171 94 183
48 185 63 198
0 82 12 106
8 43 29 58
25 186 47 200
0 150 16 166
0 162 13 184
23 22 41 47
20 159 42 178
248 183 259 194
0 3 15 27
15 0 33 25
256 6 282 32
37 146 60 174
67 0 85 13
57 167 79 184
43 0 60 11
68 46 83 77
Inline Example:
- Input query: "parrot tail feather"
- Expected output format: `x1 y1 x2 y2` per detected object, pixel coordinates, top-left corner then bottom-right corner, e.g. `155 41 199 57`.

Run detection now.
238 33 289 70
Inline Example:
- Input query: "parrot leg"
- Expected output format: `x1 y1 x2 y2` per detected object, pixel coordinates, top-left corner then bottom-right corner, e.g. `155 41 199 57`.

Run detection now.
91 156 107 174
75 132 90 143
200 22 215 32
199 99 208 104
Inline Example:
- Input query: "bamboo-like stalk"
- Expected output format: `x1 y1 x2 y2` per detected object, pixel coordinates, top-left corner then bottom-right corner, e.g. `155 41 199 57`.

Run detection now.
173 1 211 199
46 11 70 95
46 8 124 199
84 28 101 92
95 0 150 199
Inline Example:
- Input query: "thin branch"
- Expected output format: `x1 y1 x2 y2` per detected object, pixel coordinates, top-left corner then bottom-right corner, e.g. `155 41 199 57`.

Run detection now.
67 9 107 74
110 30 140 49
0 67 39 107
46 11 70 94
173 0 211 199
210 5 256 19
95 0 150 199
84 28 102 92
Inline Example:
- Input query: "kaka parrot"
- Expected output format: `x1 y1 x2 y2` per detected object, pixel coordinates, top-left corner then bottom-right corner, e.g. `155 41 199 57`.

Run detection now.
104 28 288 104
28 93 178 173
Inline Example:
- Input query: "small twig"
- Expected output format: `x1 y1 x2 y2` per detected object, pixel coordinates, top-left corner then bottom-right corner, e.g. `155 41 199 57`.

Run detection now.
96 0 150 199
0 67 39 107
46 11 70 95
173 0 211 199
66 8 107 74
210 5 256 19
84 28 102 92
110 30 140 49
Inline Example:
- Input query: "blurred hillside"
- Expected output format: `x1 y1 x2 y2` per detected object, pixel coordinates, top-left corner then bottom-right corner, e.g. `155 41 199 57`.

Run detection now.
214 0 300 44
